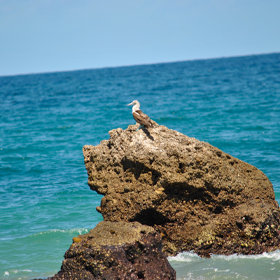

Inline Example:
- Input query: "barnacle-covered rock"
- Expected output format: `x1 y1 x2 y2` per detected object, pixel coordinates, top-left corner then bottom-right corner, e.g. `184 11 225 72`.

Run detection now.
47 221 176 280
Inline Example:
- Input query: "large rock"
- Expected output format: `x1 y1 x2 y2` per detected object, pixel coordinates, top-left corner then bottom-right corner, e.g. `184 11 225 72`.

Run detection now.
83 122 280 257
48 221 176 279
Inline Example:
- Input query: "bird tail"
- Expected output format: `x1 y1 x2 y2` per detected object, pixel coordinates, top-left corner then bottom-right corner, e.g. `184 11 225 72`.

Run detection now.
144 120 153 128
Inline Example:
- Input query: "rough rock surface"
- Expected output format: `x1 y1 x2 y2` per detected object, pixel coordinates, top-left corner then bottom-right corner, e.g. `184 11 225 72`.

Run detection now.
83 122 280 257
46 221 176 280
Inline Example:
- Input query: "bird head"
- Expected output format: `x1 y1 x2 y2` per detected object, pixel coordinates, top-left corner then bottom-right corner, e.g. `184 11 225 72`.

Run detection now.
127 100 139 106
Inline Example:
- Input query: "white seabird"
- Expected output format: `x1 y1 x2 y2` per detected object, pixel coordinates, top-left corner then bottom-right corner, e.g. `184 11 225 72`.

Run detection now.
127 100 152 129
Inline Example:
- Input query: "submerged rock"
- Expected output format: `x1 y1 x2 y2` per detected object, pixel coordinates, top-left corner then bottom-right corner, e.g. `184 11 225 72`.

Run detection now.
48 221 176 279
83 122 280 257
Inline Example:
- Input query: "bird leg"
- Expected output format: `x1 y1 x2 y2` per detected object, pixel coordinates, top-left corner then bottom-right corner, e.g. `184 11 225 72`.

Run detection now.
136 125 144 131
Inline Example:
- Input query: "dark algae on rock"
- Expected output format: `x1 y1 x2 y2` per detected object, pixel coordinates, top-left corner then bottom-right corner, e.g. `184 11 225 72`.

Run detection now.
45 221 175 280
83 122 280 257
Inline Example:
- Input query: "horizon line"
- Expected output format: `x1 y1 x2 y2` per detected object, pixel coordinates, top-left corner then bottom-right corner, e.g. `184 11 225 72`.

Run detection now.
1 51 279 78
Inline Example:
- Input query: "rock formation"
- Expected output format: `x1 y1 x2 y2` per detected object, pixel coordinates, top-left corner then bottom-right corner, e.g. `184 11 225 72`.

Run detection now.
46 221 176 280
83 122 280 257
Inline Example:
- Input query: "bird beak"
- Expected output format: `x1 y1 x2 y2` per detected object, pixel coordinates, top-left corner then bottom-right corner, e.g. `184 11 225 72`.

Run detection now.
127 102 133 106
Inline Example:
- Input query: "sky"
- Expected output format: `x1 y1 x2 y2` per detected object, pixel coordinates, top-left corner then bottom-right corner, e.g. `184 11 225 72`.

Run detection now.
0 0 280 76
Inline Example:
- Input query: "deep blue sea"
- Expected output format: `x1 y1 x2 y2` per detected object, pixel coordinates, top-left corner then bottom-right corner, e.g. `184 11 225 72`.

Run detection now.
1 53 280 280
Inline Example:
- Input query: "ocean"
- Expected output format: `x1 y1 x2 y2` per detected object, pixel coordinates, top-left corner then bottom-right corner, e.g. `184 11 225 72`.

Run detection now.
0 53 280 280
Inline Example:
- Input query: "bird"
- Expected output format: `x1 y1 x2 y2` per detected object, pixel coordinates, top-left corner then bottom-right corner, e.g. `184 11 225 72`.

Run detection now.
127 100 152 130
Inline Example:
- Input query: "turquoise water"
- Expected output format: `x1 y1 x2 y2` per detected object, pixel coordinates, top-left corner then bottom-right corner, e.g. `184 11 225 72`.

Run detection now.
0 53 280 279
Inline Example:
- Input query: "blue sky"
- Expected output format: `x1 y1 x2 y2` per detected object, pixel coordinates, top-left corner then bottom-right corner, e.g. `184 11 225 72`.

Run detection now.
1 0 279 76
